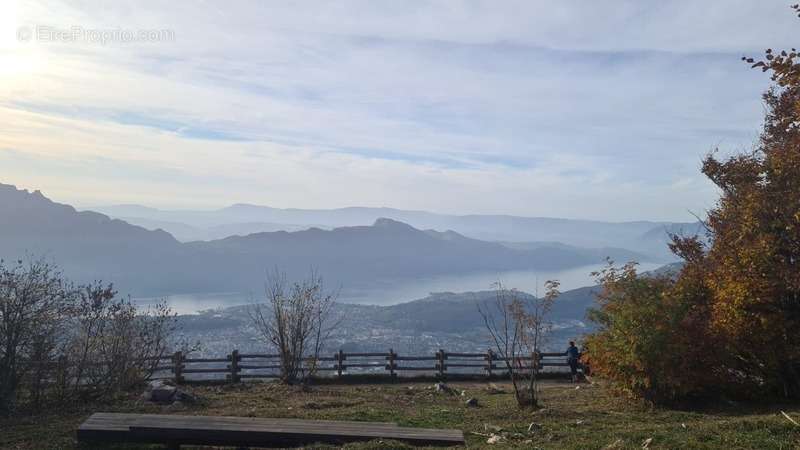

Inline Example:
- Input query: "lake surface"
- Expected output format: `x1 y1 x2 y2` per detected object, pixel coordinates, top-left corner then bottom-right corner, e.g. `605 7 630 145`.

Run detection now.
134 262 664 314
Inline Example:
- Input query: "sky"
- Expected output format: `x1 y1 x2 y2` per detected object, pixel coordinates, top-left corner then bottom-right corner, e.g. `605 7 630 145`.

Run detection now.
0 1 796 222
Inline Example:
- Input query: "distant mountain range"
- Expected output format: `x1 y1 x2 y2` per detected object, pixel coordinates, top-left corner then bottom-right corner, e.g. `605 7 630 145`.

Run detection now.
1 183 662 298
89 203 700 259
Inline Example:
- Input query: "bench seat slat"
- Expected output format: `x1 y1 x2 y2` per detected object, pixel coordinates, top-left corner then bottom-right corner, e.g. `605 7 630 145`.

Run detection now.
81 413 399 428
78 413 464 447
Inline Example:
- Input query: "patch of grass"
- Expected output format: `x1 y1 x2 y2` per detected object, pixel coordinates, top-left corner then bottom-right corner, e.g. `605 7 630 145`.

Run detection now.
1 379 799 449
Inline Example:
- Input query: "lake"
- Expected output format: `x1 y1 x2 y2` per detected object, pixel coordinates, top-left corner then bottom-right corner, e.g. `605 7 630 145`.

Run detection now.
133 262 665 314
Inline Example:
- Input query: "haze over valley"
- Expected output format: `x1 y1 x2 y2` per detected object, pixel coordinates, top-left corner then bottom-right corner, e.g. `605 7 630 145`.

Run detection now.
2 182 673 311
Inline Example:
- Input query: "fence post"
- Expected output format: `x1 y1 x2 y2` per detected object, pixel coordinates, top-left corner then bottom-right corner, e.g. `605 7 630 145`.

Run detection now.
56 355 68 401
486 348 494 379
337 350 345 377
173 351 184 384
437 349 446 380
387 348 396 380
228 350 241 383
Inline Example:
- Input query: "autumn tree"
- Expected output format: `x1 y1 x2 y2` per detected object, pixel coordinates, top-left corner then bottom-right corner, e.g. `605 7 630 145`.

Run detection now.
699 26 800 397
587 5 800 401
584 261 716 403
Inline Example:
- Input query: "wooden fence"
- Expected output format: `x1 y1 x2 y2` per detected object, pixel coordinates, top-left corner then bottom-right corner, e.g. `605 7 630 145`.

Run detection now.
150 349 573 384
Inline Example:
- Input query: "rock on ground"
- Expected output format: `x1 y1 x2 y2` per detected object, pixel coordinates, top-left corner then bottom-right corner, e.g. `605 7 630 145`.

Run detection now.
141 380 197 405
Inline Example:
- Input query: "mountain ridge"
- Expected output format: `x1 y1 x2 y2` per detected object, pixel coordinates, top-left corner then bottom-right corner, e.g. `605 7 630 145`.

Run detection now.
2 182 649 299
89 202 695 258
95 202 679 226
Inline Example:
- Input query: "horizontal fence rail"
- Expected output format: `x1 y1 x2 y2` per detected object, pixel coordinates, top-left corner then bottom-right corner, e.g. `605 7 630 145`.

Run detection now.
141 349 579 384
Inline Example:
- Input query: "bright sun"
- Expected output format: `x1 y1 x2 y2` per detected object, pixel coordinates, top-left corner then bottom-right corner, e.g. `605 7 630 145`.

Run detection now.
0 1 46 80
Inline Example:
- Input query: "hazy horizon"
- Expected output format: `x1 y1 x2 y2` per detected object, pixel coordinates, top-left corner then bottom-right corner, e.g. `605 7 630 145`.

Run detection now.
78 198 688 224
5 180 698 223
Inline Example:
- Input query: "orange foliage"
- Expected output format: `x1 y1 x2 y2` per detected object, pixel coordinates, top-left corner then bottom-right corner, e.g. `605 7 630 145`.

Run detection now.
586 6 800 401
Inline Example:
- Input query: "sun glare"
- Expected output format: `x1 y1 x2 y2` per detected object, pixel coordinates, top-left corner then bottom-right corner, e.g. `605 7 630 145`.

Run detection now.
0 3 46 80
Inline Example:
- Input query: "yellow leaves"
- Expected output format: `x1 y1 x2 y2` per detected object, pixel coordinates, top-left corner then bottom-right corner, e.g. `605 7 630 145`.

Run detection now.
591 53 800 399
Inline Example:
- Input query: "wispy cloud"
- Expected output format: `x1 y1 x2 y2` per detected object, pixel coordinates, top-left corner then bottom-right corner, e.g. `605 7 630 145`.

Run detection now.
0 0 790 220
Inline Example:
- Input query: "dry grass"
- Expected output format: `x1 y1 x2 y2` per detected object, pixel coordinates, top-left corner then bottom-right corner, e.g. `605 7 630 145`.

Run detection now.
2 379 799 449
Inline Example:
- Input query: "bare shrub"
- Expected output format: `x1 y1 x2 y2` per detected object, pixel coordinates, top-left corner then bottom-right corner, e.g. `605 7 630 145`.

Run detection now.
60 283 177 400
1 258 181 414
479 280 560 408
0 259 71 413
250 270 339 385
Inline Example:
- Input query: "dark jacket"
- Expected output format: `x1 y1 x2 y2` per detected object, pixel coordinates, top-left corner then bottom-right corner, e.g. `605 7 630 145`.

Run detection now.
566 345 579 360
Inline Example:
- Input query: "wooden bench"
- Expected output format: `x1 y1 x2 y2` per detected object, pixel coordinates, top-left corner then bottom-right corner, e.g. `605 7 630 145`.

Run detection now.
77 413 465 448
